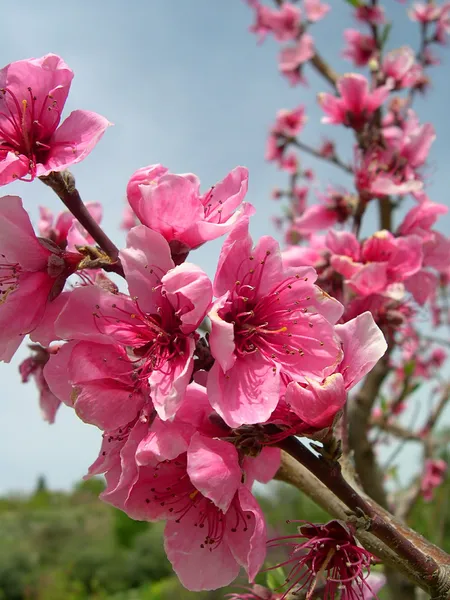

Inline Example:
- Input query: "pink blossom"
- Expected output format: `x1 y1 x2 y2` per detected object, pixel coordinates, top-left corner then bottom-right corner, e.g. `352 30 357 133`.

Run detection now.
0 54 110 184
294 188 356 234
280 152 298 174
421 459 447 501
38 202 102 249
0 195 81 362
409 3 441 23
19 344 62 423
207 218 343 428
320 74 391 129
279 35 315 86
91 383 275 591
247 1 301 42
126 164 253 258
304 0 330 22
436 3 450 44
355 4 386 24
398 200 448 240
343 30 377 66
54 226 212 420
382 47 421 89
273 105 307 138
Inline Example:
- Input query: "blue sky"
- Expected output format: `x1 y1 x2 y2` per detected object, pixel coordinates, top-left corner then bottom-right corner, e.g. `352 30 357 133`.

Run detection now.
0 0 449 493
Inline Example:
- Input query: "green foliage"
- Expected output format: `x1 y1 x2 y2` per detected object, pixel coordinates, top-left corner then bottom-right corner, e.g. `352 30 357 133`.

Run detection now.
0 473 449 599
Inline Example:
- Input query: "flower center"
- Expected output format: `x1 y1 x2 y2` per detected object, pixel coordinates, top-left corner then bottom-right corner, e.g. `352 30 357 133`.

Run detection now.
223 254 313 364
0 256 21 304
93 295 189 382
0 86 61 179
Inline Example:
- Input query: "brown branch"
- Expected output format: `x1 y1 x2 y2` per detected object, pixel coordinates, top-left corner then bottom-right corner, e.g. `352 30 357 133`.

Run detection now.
40 171 124 277
310 52 338 90
277 438 450 598
289 137 353 174
348 348 392 508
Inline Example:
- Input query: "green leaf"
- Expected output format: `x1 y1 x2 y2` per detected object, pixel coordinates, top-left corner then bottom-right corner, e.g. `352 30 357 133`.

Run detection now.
343 0 362 7
380 23 392 49
403 360 416 377
266 567 286 591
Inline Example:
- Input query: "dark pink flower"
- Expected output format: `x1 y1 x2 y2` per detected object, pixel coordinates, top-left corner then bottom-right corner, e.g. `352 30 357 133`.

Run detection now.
207 218 343 427
355 5 386 24
421 459 447 501
320 74 391 130
0 54 110 184
0 195 81 362
273 105 307 138
268 520 375 600
343 30 377 67
54 225 212 420
126 165 253 258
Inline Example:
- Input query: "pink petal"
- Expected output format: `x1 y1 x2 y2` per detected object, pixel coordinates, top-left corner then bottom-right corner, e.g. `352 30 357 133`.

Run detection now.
120 225 174 313
335 311 387 389
285 374 346 428
207 357 280 428
40 110 111 174
225 487 267 583
244 447 281 486
187 433 241 512
44 342 75 405
164 509 240 590
0 195 49 269
162 262 212 333
149 341 195 421
209 293 236 372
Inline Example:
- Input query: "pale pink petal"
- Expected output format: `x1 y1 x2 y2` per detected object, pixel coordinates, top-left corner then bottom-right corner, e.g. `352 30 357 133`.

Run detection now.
348 262 388 295
207 357 280 428
294 204 338 233
209 293 236 372
335 311 387 389
404 269 438 305
136 419 192 465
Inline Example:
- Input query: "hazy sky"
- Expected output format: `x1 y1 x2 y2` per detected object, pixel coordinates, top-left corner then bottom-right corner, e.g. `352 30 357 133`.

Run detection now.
1 1 449 493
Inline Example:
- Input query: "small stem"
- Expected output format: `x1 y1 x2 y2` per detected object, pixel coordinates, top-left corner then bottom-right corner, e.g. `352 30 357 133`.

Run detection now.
289 137 353 174
40 171 124 278
310 52 338 90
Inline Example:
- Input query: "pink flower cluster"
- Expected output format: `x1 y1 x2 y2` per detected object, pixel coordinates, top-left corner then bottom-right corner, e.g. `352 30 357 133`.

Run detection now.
0 52 390 593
